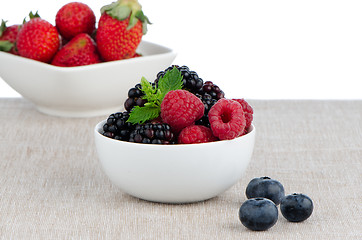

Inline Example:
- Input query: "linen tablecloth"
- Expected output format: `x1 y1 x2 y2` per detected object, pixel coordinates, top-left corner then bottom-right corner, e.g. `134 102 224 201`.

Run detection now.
0 98 361 239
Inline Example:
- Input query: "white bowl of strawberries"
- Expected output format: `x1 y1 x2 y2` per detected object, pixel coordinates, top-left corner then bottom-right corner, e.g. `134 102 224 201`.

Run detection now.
0 1 176 117
94 66 256 203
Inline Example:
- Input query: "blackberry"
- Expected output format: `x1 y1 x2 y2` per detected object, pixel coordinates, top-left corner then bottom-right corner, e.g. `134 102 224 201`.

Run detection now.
128 122 175 144
155 65 204 94
102 111 134 141
196 81 225 127
124 83 154 112
201 81 225 100
194 93 217 127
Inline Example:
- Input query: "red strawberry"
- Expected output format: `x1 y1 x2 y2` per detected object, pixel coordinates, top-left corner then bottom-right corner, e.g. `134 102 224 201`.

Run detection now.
55 2 96 40
96 0 150 61
16 17 60 63
0 20 20 54
132 52 142 58
51 33 101 67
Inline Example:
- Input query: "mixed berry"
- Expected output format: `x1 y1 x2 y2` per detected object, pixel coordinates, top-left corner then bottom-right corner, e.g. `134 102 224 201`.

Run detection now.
245 176 285 205
239 177 314 231
102 112 133 141
124 83 148 112
102 65 254 145
280 193 314 222
239 198 279 231
155 65 204 94
128 122 175 144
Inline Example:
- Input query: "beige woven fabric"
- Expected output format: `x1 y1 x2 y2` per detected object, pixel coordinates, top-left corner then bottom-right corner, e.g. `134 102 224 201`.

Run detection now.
0 99 361 239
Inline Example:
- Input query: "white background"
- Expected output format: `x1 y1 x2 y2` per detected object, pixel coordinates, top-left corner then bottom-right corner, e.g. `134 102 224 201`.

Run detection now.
0 0 361 99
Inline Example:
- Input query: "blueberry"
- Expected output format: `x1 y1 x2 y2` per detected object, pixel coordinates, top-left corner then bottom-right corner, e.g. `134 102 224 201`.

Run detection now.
238 198 278 231
245 176 285 205
280 193 313 222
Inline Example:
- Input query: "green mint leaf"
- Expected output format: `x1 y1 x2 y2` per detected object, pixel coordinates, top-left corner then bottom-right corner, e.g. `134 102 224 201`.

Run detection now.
140 77 159 103
127 105 160 124
158 67 183 101
140 77 154 95
126 67 183 124
144 101 159 108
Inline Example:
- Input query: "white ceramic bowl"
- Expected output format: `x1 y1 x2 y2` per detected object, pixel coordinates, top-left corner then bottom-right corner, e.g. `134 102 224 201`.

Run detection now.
0 41 176 117
94 120 256 203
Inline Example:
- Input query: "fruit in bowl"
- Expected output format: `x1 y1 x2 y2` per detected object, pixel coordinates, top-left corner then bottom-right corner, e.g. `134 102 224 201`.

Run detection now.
0 0 150 65
95 121 255 203
94 65 256 203
0 41 176 117
100 65 254 143
0 20 20 54
0 1 176 117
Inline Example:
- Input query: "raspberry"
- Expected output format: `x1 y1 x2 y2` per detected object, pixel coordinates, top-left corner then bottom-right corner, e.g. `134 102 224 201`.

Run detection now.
232 98 253 129
208 99 246 140
161 90 204 133
178 125 217 144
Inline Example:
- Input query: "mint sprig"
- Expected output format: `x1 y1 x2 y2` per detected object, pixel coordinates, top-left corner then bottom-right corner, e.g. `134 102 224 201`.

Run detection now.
158 67 183 101
139 77 159 103
127 67 183 124
127 105 160 124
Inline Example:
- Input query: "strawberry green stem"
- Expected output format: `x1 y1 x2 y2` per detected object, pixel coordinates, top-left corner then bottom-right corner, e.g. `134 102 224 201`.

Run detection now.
0 40 14 52
101 0 150 34
0 20 7 37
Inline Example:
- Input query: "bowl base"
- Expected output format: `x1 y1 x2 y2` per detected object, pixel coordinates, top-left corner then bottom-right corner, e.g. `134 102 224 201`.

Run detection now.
36 105 122 118
136 196 215 204
127 192 218 204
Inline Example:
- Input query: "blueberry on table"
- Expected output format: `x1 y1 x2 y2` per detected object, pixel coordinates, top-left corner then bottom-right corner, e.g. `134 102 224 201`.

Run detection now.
245 176 285 205
280 193 314 222
238 198 278 231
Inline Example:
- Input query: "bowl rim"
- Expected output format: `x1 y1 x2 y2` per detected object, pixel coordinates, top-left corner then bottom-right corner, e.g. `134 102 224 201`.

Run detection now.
0 40 176 72
94 119 255 147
